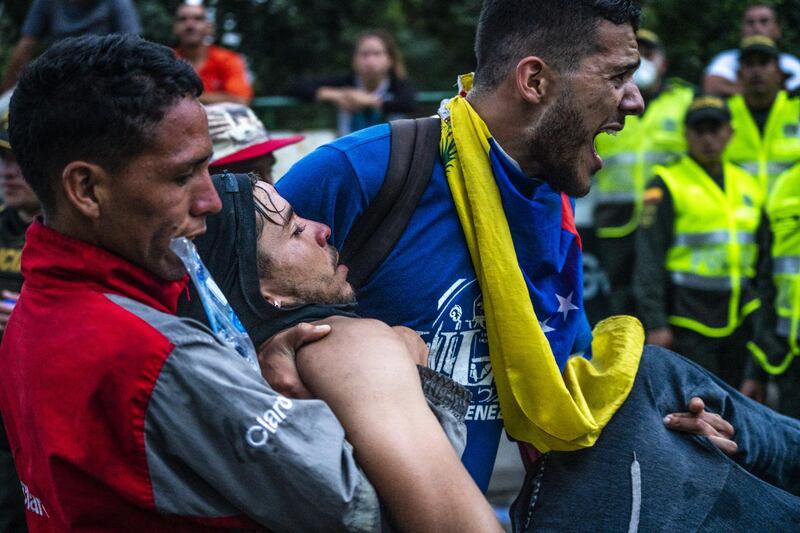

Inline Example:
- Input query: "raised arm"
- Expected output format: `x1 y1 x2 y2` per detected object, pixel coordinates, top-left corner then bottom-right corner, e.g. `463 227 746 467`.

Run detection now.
294 316 501 532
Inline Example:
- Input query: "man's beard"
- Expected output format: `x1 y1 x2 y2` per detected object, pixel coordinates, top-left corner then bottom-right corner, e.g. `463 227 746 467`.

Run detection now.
277 277 357 306
259 246 357 306
526 85 592 198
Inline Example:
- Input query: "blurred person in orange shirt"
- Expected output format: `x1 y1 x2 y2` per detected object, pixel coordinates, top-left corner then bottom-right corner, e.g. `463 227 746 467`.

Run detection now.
174 2 253 105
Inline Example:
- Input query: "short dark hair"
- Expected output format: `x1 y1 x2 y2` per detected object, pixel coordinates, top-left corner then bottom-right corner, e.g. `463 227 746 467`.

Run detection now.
8 34 203 217
473 0 641 92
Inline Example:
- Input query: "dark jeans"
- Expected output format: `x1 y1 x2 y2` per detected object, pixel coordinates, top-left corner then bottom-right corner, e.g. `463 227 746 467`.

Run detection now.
511 346 800 532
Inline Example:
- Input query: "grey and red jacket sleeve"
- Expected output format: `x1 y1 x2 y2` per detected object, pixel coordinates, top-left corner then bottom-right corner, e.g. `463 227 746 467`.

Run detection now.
111 294 470 531
113 294 382 531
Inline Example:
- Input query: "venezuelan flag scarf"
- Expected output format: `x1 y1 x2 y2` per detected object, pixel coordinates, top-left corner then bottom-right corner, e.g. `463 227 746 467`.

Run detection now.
441 75 644 452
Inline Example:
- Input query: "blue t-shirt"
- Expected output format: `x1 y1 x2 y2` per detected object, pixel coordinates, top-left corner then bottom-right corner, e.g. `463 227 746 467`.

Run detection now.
22 0 140 41
278 123 591 491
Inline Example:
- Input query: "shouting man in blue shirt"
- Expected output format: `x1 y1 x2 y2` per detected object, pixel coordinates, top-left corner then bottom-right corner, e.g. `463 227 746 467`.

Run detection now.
278 0 800 530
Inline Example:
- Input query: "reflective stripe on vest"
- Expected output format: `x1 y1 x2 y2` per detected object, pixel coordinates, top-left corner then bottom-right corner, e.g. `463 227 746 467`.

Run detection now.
594 191 637 204
596 152 685 203
659 157 764 337
594 84 694 237
669 272 743 291
774 256 800 275
673 231 756 247
777 316 800 340
725 91 800 192
733 161 797 179
749 166 800 374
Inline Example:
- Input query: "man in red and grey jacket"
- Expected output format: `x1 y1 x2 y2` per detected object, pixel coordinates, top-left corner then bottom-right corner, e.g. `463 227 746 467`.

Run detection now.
0 34 499 532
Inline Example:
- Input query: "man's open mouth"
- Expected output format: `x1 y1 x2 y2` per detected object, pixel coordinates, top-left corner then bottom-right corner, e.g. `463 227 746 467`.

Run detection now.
591 123 625 169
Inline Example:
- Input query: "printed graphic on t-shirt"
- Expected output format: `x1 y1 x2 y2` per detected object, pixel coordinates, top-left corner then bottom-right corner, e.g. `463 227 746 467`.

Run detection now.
422 278 501 421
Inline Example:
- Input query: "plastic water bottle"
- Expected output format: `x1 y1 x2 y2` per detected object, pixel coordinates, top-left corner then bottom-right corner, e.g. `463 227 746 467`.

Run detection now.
170 237 260 372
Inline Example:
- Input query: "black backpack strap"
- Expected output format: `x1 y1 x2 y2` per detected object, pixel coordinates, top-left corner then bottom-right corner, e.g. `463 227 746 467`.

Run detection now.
340 116 441 289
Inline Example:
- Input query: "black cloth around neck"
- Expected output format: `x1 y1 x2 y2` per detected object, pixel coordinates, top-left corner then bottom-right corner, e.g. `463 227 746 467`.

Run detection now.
177 172 357 347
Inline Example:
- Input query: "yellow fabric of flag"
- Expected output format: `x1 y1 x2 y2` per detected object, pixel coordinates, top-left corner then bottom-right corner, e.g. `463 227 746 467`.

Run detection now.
440 78 644 451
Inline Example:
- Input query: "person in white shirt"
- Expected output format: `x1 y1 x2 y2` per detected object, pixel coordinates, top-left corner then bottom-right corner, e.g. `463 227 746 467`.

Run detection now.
703 4 800 95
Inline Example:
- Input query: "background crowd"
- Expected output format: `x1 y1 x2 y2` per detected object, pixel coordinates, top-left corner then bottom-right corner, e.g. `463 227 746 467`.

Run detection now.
0 0 798 531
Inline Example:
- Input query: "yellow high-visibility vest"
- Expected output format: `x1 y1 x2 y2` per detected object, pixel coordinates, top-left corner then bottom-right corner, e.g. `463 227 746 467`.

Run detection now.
725 91 800 193
657 156 764 337
594 83 694 238
748 164 800 374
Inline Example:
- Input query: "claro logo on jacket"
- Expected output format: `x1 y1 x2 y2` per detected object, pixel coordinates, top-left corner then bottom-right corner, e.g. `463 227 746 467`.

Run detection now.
21 482 48 518
246 396 293 447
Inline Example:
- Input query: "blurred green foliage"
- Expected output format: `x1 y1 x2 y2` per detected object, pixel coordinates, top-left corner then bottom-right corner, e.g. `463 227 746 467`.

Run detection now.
207 0 482 95
642 0 800 86
1 0 798 100
0 0 481 93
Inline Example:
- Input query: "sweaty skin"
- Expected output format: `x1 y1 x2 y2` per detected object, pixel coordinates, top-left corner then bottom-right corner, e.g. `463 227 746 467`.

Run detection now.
295 316 501 533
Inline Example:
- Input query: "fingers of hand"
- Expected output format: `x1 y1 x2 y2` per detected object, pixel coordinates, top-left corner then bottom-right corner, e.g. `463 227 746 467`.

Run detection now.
708 435 738 456
686 398 734 437
688 396 705 413
261 358 312 399
666 413 738 456
270 374 313 399
701 411 735 438
664 411 734 438
270 378 312 399
664 413 708 435
286 322 331 349
257 323 330 362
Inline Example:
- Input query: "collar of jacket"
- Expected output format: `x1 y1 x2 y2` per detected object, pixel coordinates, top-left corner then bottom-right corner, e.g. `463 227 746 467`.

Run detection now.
21 220 188 315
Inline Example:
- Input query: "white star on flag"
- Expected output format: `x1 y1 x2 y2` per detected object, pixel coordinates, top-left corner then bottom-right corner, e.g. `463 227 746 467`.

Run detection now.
555 291 579 319
540 318 556 333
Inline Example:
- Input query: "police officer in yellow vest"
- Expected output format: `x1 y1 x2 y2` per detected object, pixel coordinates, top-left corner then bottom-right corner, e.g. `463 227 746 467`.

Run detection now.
741 164 800 417
634 95 765 388
725 36 800 193
592 29 694 316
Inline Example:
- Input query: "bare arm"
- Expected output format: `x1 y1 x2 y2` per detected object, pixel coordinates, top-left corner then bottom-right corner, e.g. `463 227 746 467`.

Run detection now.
391 325 429 366
1 37 39 93
295 316 501 533
315 86 354 110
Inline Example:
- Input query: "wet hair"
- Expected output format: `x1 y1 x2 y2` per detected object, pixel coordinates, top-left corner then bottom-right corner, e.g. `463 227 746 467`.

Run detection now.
473 0 641 92
354 29 408 80
8 33 202 218
177 172 358 346
251 175 287 279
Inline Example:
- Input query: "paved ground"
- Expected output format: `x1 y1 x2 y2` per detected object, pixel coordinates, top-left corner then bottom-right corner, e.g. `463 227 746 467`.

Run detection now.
486 436 526 531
